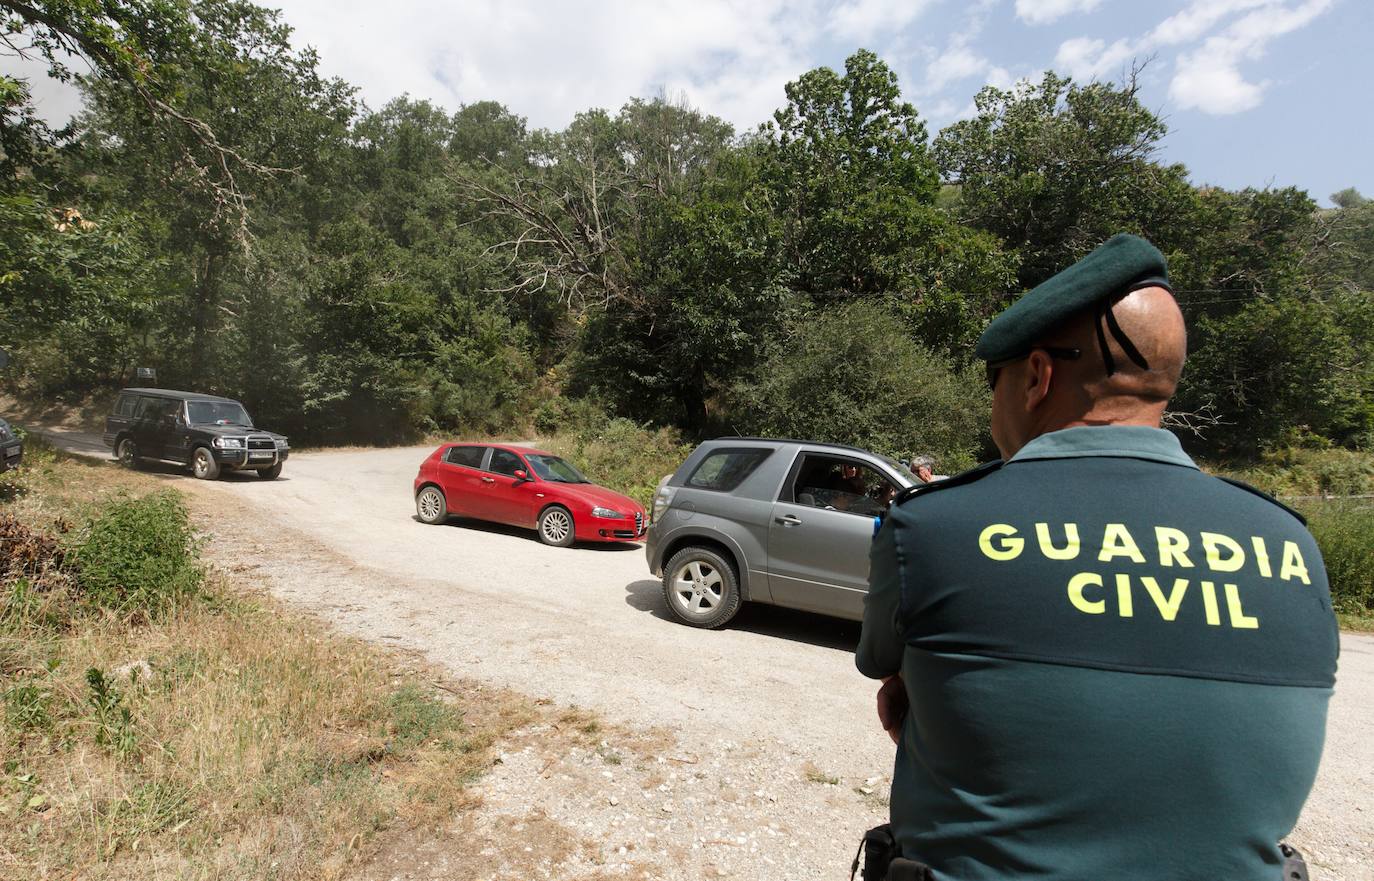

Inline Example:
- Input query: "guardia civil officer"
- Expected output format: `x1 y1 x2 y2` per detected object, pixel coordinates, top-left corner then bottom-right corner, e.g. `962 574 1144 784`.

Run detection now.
857 234 1339 880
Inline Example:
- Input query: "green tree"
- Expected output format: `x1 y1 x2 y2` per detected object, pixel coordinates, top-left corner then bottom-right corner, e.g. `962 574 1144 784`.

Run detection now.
935 71 1195 289
761 50 1015 353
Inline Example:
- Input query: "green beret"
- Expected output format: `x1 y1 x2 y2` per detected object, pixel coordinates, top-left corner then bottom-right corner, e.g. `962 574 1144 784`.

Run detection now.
975 233 1171 363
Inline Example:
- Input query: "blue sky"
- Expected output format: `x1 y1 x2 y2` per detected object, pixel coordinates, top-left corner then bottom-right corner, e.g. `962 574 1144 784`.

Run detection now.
5 0 1368 205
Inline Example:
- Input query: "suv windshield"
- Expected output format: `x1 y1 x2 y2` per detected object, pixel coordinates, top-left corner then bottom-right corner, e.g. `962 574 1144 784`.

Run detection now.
526 455 589 483
187 401 253 427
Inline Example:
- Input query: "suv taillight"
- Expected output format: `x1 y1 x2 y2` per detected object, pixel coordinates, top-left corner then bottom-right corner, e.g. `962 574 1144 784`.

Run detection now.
651 474 675 523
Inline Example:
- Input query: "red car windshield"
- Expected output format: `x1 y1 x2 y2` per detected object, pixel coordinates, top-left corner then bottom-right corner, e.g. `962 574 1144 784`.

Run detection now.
525 455 589 483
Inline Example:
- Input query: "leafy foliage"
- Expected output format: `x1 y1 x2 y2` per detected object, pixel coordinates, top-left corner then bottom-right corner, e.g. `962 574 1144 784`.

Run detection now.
731 302 990 471
0 15 1369 465
70 492 203 619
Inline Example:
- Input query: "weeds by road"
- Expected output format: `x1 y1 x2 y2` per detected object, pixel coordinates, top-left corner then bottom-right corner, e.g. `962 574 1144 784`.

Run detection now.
0 443 539 879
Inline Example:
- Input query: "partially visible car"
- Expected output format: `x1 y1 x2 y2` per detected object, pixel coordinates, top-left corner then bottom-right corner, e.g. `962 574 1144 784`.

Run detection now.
0 417 22 472
412 443 647 547
103 388 289 480
645 437 919 628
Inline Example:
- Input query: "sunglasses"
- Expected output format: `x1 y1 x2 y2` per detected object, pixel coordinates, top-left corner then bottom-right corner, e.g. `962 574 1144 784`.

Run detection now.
985 346 1083 391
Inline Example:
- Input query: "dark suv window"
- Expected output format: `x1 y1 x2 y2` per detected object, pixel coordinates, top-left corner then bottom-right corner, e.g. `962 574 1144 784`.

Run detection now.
686 448 772 492
135 396 176 420
488 449 524 476
115 394 137 418
445 446 485 467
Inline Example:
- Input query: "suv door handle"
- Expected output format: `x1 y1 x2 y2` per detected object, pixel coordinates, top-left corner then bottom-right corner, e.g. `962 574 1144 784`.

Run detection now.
776 514 802 526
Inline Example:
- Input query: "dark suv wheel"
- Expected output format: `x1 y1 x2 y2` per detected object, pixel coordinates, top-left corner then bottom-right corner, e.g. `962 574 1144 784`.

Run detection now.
191 446 220 480
116 437 140 469
662 546 742 629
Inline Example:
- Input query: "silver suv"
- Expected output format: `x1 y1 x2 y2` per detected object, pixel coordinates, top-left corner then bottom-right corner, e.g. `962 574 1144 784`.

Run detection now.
645 438 918 628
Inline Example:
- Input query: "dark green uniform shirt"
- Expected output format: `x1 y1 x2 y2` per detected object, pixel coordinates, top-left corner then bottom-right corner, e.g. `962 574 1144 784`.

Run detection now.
858 426 1338 880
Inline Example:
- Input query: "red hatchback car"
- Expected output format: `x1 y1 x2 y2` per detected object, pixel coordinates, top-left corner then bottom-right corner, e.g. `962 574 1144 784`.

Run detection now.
412 443 647 547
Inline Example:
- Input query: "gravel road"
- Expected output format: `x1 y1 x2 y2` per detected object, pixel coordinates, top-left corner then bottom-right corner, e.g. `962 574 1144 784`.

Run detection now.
36 428 1374 880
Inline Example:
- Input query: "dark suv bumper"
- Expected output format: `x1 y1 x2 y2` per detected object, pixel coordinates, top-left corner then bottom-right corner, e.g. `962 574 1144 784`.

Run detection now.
215 448 289 469
2 440 21 472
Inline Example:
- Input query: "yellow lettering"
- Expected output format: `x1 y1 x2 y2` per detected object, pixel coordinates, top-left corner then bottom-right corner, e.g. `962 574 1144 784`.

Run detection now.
1225 583 1259 629
1068 572 1106 615
1251 537 1273 579
1155 527 1194 568
1114 573 1134 617
979 524 1024 561
1201 532 1245 573
1035 523 1081 560
1201 581 1221 626
1280 542 1312 585
1099 523 1146 564
1141 576 1189 621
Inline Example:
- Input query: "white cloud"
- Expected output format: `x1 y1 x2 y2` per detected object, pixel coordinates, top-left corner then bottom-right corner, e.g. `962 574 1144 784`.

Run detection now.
1170 0 1333 114
1015 0 1104 26
1051 0 1333 114
829 0 935 43
270 0 829 133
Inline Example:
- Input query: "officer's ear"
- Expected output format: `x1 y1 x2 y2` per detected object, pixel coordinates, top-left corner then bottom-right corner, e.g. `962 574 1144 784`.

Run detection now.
1023 349 1055 412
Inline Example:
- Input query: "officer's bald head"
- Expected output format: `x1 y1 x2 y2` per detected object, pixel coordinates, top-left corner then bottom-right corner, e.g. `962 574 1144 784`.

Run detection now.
990 286 1188 457
1052 285 1187 405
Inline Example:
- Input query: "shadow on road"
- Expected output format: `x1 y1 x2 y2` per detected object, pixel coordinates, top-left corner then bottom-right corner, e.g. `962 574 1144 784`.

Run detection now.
420 515 641 551
624 579 862 651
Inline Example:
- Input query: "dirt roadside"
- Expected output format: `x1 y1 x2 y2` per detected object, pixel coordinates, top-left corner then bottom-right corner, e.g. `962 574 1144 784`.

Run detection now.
27 426 1374 880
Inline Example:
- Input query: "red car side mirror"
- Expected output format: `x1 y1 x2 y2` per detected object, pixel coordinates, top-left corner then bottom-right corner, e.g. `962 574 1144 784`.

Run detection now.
513 469 529 481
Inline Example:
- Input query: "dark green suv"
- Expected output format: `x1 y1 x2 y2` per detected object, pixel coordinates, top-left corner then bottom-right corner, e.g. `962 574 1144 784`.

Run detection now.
103 388 289 480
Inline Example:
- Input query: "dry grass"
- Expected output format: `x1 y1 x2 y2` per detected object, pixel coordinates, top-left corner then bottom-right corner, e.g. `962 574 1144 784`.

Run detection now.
1 443 540 880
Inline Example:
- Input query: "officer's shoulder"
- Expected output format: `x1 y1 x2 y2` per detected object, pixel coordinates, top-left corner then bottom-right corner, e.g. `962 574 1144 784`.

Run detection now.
1211 475 1307 525
894 460 1004 507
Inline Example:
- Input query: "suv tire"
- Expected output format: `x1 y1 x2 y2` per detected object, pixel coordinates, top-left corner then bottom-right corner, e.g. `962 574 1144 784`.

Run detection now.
257 462 283 480
662 546 742 629
191 446 220 480
416 486 447 524
116 437 140 470
537 505 575 547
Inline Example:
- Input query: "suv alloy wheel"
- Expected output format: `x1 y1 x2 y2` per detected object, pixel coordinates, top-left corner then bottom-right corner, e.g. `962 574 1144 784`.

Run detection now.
191 446 220 480
662 546 741 629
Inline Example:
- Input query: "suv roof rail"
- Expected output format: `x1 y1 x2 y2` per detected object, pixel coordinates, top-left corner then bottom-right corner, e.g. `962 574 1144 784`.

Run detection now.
709 436 877 456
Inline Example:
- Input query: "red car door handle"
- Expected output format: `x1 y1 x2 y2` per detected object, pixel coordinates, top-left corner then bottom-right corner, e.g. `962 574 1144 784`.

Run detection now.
481 476 494 483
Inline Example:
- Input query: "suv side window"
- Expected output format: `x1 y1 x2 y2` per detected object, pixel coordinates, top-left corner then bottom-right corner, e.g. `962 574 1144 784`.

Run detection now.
686 448 772 492
115 394 137 418
135 396 174 420
488 449 524 476
787 453 896 517
444 446 486 468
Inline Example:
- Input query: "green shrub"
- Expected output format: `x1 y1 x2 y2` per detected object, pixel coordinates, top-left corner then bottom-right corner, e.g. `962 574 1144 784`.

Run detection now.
70 492 203 619
1300 500 1374 618
538 414 692 509
729 302 991 471
1218 445 1374 497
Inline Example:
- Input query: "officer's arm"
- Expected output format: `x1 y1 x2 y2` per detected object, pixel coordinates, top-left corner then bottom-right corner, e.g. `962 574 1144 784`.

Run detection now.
856 509 907 679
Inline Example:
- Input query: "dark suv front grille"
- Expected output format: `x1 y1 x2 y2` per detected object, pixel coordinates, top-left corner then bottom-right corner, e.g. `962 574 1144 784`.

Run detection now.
247 436 275 451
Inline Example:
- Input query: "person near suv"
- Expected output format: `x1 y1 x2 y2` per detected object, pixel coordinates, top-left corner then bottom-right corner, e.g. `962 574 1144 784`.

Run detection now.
103 388 289 480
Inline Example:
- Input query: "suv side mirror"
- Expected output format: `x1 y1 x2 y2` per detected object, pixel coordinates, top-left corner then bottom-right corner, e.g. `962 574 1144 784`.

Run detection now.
513 469 530 482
